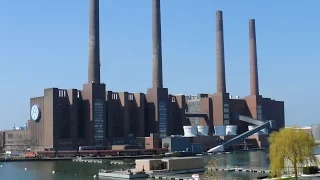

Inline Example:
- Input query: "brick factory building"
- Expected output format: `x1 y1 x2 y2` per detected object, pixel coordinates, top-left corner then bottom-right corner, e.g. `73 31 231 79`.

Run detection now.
27 0 284 150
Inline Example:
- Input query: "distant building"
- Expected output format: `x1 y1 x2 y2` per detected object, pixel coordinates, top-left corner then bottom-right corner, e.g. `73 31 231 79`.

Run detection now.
0 131 4 152
136 133 161 149
26 1 284 151
3 129 30 152
13 123 28 131
135 157 204 171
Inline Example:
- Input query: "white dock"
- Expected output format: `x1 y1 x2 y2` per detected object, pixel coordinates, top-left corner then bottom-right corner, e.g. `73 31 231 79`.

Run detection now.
208 166 270 173
72 157 102 164
99 171 148 179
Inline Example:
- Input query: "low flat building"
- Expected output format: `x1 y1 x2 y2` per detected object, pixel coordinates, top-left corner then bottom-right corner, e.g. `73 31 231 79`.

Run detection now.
3 130 30 152
135 157 204 171
136 133 160 149
161 136 204 154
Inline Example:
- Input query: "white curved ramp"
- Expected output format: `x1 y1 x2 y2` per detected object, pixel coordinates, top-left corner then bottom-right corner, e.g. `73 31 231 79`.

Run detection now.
207 145 224 153
208 119 271 153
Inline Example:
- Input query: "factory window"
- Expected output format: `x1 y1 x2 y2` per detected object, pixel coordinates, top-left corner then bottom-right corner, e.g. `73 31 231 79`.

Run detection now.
223 114 229 119
224 120 230 125
223 108 229 113
223 104 229 108
8 134 13 139
172 97 175 102
128 94 134 101
257 109 262 114
158 101 167 138
59 90 67 97
93 99 104 142
112 93 118 100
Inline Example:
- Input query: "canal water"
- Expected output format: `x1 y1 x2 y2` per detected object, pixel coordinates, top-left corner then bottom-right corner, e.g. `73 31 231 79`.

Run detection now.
0 150 269 180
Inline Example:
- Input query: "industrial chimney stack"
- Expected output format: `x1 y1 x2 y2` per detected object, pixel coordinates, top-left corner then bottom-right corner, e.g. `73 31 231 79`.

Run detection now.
152 0 163 88
88 0 101 84
249 19 259 95
216 11 227 93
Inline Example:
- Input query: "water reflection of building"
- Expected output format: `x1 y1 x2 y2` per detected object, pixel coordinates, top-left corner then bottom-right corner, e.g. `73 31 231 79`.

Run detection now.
249 150 268 168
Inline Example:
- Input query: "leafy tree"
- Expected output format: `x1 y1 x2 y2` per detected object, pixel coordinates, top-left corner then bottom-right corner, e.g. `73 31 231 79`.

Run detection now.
268 127 318 179
23 139 39 151
171 152 180 157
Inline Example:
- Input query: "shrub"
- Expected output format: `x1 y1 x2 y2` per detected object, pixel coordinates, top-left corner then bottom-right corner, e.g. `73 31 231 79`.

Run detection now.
171 152 181 157
152 154 164 159
302 166 318 174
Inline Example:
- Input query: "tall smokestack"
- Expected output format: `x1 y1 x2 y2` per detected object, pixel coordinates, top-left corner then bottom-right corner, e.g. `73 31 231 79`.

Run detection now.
152 0 163 88
249 19 259 95
88 0 100 84
216 11 226 93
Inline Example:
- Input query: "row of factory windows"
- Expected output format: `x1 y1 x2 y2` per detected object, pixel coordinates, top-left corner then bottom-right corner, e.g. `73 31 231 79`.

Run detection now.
223 104 230 125
58 90 139 101
94 129 104 134
257 105 263 120
59 91 132 100
58 90 67 98
94 135 104 140
159 101 167 138
109 93 136 101
5 141 26 144
58 89 81 98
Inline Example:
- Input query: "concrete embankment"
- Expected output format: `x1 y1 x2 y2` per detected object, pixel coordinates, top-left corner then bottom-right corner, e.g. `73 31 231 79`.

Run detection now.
0 154 155 162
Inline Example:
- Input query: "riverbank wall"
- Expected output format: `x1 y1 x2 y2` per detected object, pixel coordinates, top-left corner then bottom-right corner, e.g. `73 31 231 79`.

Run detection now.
0 154 155 162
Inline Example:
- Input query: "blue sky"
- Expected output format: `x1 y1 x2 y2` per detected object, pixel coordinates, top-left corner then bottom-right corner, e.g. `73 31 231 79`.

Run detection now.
0 0 318 130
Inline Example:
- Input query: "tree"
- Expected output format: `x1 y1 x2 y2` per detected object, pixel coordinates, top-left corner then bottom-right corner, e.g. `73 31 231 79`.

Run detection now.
171 152 180 157
268 127 318 179
23 139 39 151
163 143 169 149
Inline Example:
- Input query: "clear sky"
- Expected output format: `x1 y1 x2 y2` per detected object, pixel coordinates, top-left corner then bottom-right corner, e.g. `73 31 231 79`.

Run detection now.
0 0 318 130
